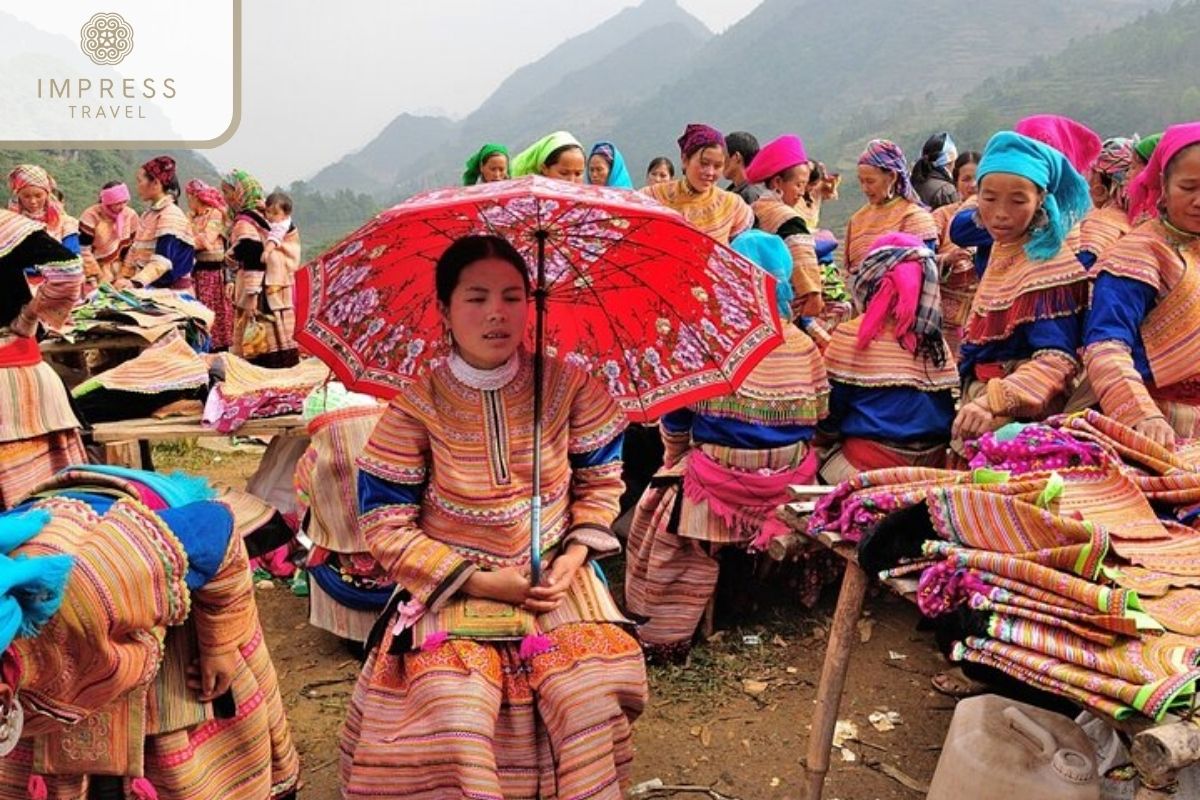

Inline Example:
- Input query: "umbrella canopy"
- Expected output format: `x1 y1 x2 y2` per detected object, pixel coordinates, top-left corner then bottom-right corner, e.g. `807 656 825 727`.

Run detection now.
296 176 784 423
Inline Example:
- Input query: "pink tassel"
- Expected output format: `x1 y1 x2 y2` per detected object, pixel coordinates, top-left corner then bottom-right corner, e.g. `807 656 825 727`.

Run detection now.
130 778 159 800
748 518 790 553
420 630 448 651
519 633 553 661
27 775 48 800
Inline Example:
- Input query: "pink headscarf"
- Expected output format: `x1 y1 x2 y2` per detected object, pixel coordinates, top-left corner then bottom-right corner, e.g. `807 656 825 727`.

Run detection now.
98 183 131 240
745 134 808 184
185 178 227 211
1126 121 1200 224
1014 114 1102 175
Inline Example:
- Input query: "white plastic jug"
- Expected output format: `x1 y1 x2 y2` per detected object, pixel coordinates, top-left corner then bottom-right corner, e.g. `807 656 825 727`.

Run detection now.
927 695 1101 800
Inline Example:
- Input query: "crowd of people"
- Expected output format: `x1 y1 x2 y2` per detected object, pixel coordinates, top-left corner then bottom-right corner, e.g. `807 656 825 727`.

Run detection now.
0 112 1197 799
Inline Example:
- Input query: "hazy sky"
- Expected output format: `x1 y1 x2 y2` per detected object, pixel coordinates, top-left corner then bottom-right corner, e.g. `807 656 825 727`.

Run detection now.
207 0 763 187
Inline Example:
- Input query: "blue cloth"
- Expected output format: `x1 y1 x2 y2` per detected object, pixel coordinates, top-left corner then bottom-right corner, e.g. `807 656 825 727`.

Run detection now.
976 131 1092 262
731 229 794 319
950 206 993 277
568 434 624 470
64 465 216 507
662 407 815 450
814 237 838 264
61 233 80 255
358 471 425 516
959 314 1082 381
157 502 233 591
0 509 73 652
151 234 195 288
309 563 393 612
1084 272 1157 379
823 383 955 443
586 142 634 189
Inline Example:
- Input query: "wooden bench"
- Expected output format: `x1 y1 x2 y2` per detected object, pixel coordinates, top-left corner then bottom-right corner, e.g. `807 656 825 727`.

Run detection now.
89 413 307 469
780 487 1197 799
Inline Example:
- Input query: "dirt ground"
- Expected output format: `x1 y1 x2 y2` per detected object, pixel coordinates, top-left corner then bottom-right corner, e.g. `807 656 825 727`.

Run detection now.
159 443 957 800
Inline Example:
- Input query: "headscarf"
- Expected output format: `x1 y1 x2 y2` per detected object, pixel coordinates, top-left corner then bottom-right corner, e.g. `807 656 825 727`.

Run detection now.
462 143 509 186
586 141 634 189
1093 137 1135 209
221 168 265 212
911 132 957 183
7 164 62 228
851 232 945 367
744 135 808 184
1014 114 1102 175
1127 122 1200 224
858 139 922 205
98 182 132 239
0 509 74 654
141 155 177 189
976 131 1093 262
1134 133 1162 164
510 131 582 178
185 178 227 211
677 123 726 161
730 229 793 320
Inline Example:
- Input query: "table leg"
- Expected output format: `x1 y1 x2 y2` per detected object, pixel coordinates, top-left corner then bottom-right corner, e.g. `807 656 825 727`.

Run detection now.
803 560 870 800
102 439 142 469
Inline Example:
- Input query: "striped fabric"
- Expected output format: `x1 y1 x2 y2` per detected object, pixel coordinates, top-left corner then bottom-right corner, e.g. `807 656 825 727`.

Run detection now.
0 431 85 510
843 198 938 275
751 197 823 315
72 333 208 397
640 179 754 245
231 217 302 361
0 208 45 258
189 205 234 350
824 317 958 390
1080 203 1133 258
0 362 80 442
1142 589 1200 636
78 203 139 284
965 240 1089 345
124 196 194 286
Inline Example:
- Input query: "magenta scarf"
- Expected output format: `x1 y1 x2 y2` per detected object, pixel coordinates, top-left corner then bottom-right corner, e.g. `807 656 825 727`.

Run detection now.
683 447 817 551
99 183 131 241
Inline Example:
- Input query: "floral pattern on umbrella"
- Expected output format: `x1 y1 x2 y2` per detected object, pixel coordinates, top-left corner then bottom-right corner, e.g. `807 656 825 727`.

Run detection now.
296 176 783 421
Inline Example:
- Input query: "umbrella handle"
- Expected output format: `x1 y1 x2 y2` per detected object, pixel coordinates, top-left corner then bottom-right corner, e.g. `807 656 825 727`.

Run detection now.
530 496 542 585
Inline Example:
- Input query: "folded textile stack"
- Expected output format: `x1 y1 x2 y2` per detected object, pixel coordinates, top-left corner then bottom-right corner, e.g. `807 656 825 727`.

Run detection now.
808 411 1200 721
202 353 329 433
70 332 209 423
51 285 215 349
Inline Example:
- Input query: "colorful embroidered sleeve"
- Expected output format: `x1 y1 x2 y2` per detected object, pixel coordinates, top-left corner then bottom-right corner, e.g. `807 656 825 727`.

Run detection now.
779 225 823 316
191 526 255 655
986 349 1079 419
730 196 755 240
8 232 83 335
193 209 227 253
357 399 475 609
902 207 940 248
660 408 693 467
1083 340 1164 428
564 372 628 554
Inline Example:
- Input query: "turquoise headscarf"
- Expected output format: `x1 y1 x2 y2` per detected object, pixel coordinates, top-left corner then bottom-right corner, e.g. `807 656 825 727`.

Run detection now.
462 143 509 186
976 131 1092 262
0 509 73 653
731 230 793 320
586 141 633 189
510 131 583 178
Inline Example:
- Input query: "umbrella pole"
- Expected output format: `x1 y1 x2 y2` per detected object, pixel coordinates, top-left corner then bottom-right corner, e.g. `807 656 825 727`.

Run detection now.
530 230 548 586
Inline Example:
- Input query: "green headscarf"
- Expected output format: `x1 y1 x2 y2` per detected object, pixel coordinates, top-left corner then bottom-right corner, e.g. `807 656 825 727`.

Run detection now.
221 168 264 212
1134 133 1162 163
509 131 582 178
463 144 509 186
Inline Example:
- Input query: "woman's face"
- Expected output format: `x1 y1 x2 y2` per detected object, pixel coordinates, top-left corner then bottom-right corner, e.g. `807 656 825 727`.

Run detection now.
956 163 978 199
16 186 48 216
104 199 129 216
186 196 202 215
588 154 611 186
220 182 238 208
1163 145 1200 235
646 163 672 186
683 147 725 192
771 164 812 207
441 257 530 370
541 149 585 183
977 173 1042 245
857 164 896 205
135 169 160 201
1087 169 1110 207
481 154 508 182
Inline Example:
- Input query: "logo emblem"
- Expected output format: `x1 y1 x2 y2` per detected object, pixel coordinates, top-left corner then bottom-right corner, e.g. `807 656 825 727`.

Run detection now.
80 12 134 65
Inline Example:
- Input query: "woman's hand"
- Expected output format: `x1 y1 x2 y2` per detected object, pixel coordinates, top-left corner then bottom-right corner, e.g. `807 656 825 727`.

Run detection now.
952 399 996 442
524 544 588 614
463 567 530 606
1134 417 1176 450
188 651 239 702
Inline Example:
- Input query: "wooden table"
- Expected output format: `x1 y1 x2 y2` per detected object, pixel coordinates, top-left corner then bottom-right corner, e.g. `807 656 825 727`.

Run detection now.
89 413 306 469
40 335 154 390
781 491 1196 799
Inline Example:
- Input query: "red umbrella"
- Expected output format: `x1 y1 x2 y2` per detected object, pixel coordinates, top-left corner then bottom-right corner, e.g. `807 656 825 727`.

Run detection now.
296 176 783 580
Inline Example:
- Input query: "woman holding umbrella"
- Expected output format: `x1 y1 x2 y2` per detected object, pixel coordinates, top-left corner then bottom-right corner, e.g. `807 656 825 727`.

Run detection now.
340 234 647 799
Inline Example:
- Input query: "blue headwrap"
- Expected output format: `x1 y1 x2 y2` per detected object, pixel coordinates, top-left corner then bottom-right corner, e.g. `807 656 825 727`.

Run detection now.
0 509 73 653
730 230 793 320
976 131 1092 262
933 133 957 168
586 141 634 189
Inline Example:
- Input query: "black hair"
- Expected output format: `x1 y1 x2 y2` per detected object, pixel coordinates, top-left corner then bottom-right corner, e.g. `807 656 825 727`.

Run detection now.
911 131 953 184
435 234 530 306
544 144 584 168
162 175 181 200
1164 142 1200 185
102 180 123 190
646 156 675 177
51 188 65 203
765 163 810 187
952 151 981 184
265 191 293 215
725 131 760 165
